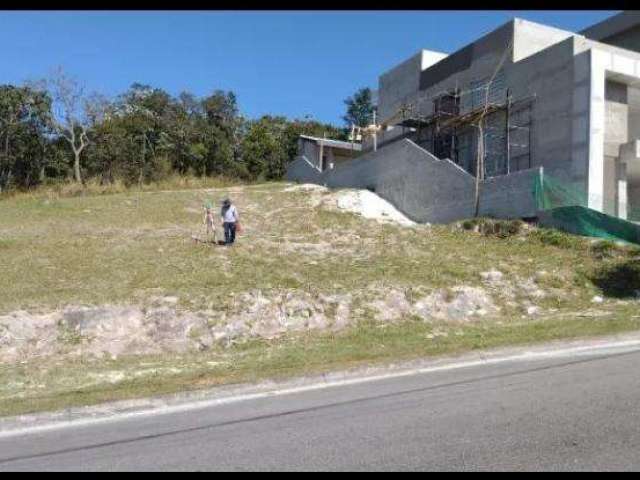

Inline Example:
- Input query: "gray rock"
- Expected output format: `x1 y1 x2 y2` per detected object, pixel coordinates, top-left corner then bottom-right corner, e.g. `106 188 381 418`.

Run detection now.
526 306 541 316
480 270 504 283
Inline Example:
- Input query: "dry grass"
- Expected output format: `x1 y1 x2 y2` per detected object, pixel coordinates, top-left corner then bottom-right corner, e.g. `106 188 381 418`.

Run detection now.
0 174 251 202
1 182 640 416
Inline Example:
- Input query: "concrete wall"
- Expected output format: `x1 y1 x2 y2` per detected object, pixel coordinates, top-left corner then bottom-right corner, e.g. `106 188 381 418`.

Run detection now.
629 184 640 221
621 140 640 220
602 26 640 54
299 140 321 169
372 15 640 219
418 21 514 99
298 16 640 226
628 86 640 140
581 11 640 53
374 32 640 214
584 42 640 211
418 35 589 185
512 19 575 62
603 155 618 215
323 139 477 223
297 138 361 172
378 50 447 124
287 155 323 184
361 125 416 152
372 21 589 188
381 19 574 121
507 37 589 187
333 150 358 168
605 80 629 153
378 52 422 124
375 20 539 126
287 139 540 224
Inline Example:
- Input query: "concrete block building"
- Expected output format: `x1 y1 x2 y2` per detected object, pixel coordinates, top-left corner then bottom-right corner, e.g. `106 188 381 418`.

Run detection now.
288 11 640 225
297 135 361 172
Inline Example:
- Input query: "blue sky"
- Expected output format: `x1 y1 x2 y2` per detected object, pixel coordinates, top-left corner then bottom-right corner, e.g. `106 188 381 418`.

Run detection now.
0 10 617 125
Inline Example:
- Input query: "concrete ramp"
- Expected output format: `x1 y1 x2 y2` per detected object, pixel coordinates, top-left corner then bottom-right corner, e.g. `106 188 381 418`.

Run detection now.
287 138 540 224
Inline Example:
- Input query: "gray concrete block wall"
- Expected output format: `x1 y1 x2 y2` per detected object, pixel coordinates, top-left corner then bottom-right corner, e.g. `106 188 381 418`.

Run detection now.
512 19 574 62
299 140 321 169
286 139 541 224
605 80 630 150
629 86 640 140
361 125 415 152
582 11 640 54
580 11 640 50
287 156 323 184
479 167 540 219
508 38 576 162
378 29 594 191
602 26 640 54
373 24 587 191
387 19 574 122
325 139 477 223
378 52 423 124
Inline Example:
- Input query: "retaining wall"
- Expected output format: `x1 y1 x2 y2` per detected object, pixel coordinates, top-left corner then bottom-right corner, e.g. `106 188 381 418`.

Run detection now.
286 139 540 224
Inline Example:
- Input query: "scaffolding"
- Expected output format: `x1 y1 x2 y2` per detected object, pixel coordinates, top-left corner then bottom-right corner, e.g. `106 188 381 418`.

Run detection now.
386 89 535 179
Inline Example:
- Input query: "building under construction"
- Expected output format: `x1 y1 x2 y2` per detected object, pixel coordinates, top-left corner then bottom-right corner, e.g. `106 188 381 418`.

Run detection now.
288 11 640 237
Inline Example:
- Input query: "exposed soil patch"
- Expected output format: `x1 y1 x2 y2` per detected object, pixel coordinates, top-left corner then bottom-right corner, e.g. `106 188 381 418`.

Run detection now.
285 183 416 226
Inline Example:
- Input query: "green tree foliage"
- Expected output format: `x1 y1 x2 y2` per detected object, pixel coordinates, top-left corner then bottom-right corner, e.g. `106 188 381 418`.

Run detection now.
0 77 347 192
240 116 287 180
0 85 52 190
342 87 376 128
240 116 346 181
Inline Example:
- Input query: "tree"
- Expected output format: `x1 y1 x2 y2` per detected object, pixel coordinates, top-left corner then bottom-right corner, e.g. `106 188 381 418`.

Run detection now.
35 67 95 184
110 83 173 184
1 75 348 189
0 85 52 190
240 116 289 180
0 86 25 190
202 90 238 127
343 87 376 128
201 91 240 175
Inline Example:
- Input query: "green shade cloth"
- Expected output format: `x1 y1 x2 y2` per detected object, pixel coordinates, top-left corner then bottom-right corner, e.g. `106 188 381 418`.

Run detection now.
533 173 640 245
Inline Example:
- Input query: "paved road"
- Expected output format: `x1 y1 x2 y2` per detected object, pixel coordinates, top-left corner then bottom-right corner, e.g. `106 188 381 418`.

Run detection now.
1 344 640 471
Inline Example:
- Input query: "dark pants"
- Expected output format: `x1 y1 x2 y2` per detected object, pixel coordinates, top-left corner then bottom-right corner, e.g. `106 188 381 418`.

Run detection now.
223 222 237 245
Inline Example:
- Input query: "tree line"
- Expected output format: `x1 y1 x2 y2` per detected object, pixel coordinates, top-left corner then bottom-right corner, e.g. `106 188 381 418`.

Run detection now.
0 68 376 192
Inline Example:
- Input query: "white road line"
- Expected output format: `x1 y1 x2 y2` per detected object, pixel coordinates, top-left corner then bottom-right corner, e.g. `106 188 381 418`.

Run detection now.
1 338 640 439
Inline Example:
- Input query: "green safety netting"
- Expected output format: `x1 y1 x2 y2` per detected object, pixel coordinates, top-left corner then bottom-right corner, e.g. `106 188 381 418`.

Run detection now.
533 173 640 245
533 174 589 212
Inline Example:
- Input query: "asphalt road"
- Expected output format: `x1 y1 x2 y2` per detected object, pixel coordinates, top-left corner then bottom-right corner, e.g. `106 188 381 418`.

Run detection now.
1 344 640 471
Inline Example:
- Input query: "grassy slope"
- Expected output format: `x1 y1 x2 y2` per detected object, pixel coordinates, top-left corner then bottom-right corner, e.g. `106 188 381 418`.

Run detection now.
1 183 640 417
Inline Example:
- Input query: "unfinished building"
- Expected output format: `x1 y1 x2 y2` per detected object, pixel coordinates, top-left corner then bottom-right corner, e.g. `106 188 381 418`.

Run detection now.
297 135 361 172
287 11 640 232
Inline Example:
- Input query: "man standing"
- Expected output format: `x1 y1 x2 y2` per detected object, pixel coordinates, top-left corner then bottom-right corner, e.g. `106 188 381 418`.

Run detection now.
221 198 239 246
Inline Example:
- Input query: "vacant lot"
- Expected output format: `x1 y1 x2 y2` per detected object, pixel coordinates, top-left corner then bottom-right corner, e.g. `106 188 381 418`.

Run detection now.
1 182 640 416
